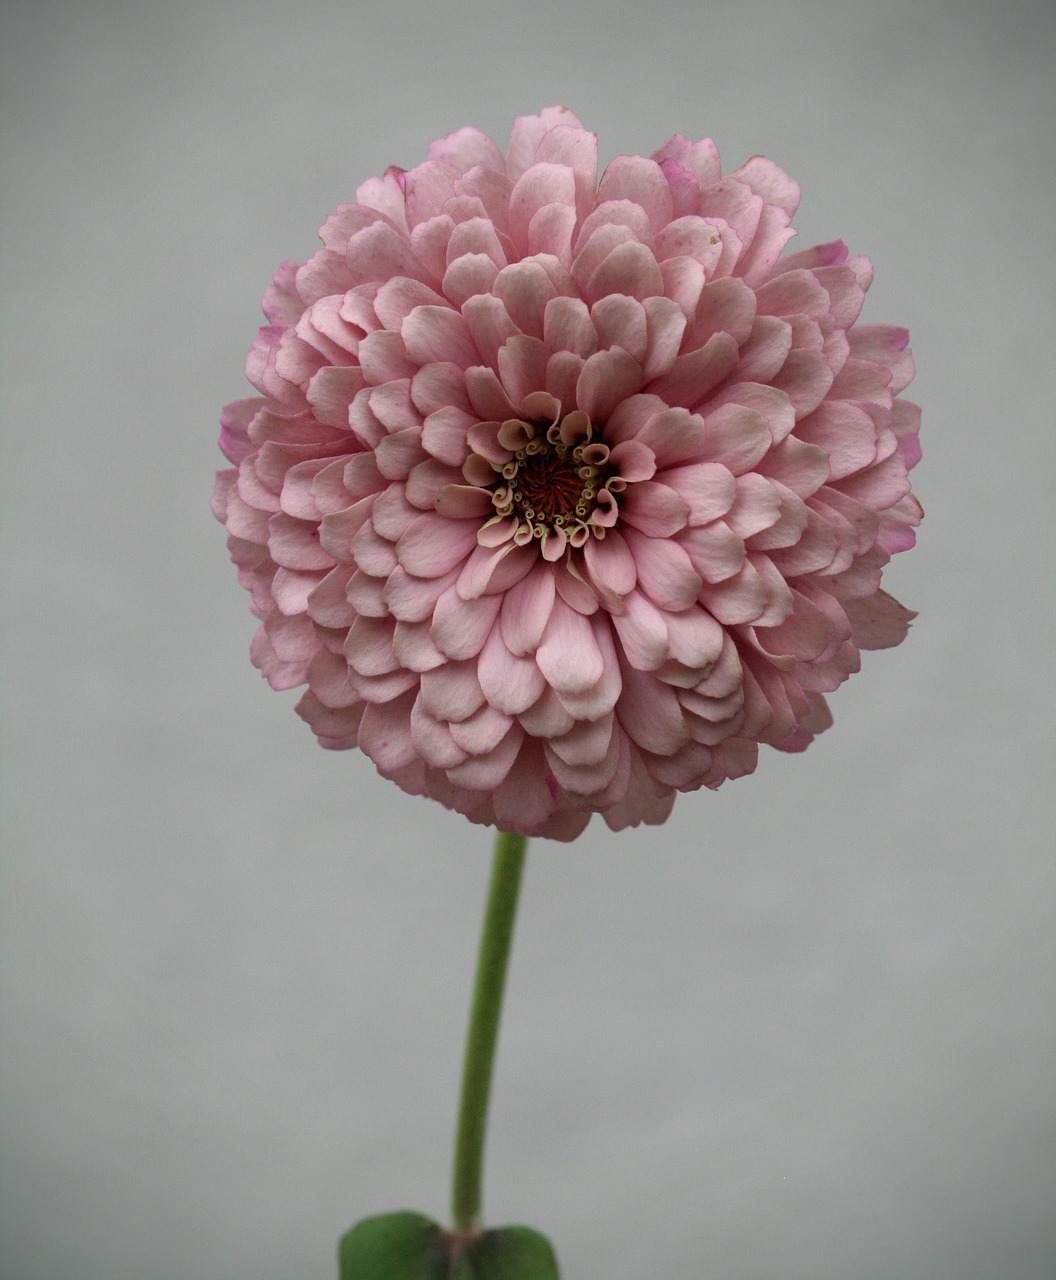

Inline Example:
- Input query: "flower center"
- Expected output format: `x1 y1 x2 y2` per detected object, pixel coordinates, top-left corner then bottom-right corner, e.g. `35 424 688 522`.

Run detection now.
505 439 601 525
480 411 619 559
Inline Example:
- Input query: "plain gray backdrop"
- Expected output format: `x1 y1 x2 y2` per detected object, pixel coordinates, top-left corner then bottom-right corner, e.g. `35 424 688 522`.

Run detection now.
2 0 1054 1277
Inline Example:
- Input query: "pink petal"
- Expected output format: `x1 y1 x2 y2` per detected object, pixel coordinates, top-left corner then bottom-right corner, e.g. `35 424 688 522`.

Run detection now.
462 293 521 371
725 473 782 539
544 727 622 796
730 315 793 384
571 223 639 291
499 563 557 655
536 598 606 693
697 403 772 474
506 107 584 181
734 205 796 286
552 615 624 720
447 216 508 269
420 658 486 722
358 691 419 774
449 702 516 756
597 156 674 234
306 366 366 428
435 484 493 518
755 268 830 318
498 334 550 406
492 261 559 339
586 240 665 305
849 325 915 394
357 331 417 385
401 305 479 368
446 722 524 790
635 407 707 467
375 427 426 481
835 451 911 510
442 253 500 306
608 440 657 483
295 249 356 304
687 276 758 348
756 436 830 497
844 589 916 650
576 347 644 422
731 155 800 216
429 126 505 173
660 462 736 525
644 332 739 409
411 697 471 769
518 685 575 737
535 123 598 224
641 296 688 381
306 645 358 708
813 265 867 328
771 348 834 417
412 362 473 416
392 619 446 672
553 558 599 613
795 401 879 480
396 512 479 576
372 276 448 329
402 160 460 229
383 565 460 623
652 134 721 187
616 660 689 755
582 527 637 598
346 221 435 287
610 589 670 670
698 558 768 624
660 255 707 320
344 614 398 676
455 541 536 599
621 528 703 611
268 513 335 571
477 623 547 713
619 480 690 537
655 216 724 270
528 203 577 265
665 605 725 668
591 294 648 362
709 381 796 443
368 380 421 433
772 239 848 275
354 171 410 233
574 200 654 257
508 162 577 252
755 587 842 662
492 739 560 834
307 565 356 628
547 711 615 766
679 521 745 583
828 356 893 404
431 587 502 660
543 296 599 357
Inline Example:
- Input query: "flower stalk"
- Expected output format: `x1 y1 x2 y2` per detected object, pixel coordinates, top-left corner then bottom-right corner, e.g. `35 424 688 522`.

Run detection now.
451 830 528 1233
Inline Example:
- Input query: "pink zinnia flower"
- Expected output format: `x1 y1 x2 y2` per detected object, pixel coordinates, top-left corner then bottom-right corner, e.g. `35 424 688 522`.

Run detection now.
213 107 921 842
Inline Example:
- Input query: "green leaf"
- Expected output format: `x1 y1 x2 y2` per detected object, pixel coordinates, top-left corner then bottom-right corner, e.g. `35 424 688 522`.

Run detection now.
453 1225 561 1279
338 1212 447 1280
338 1213 560 1280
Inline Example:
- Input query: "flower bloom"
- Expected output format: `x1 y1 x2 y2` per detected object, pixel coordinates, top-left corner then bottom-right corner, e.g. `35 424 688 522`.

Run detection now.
213 107 921 841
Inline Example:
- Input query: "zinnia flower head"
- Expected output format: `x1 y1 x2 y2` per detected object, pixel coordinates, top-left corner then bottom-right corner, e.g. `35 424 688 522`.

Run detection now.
213 107 922 842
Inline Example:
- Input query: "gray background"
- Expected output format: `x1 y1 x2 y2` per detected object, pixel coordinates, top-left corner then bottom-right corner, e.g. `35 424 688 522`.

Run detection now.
2 0 1054 1277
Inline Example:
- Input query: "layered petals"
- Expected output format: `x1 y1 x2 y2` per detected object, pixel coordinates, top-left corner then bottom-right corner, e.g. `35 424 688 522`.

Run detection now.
217 109 921 840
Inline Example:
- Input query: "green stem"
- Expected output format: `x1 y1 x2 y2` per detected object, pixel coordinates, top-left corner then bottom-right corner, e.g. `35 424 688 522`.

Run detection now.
450 830 528 1233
